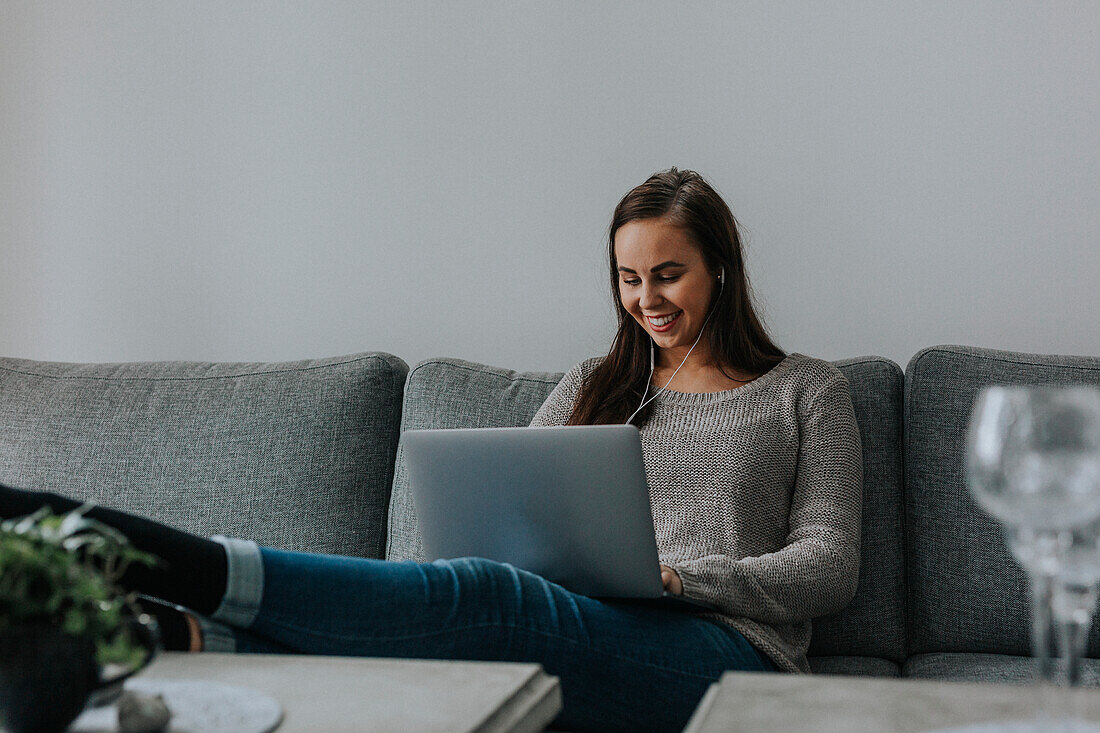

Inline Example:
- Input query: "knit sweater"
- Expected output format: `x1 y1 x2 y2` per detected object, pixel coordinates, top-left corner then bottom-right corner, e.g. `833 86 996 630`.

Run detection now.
528 352 863 673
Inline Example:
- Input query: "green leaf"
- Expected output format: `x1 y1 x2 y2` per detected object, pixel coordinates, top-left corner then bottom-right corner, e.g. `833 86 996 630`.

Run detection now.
2 507 51 536
62 607 88 635
0 506 161 668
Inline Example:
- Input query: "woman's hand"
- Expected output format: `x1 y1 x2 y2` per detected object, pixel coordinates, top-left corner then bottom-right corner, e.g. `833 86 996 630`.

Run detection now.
659 564 683 595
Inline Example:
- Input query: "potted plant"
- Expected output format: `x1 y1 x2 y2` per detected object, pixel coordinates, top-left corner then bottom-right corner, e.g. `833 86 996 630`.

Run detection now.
0 506 160 733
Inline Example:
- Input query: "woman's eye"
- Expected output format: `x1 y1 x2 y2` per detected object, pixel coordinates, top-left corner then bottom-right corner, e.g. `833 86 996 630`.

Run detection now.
622 275 678 286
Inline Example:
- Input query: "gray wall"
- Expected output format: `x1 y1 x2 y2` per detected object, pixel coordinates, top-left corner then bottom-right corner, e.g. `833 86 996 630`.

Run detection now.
2 2 1097 372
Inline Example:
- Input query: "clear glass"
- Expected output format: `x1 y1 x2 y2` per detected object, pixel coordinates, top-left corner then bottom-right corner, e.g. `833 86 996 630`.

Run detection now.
968 387 1100 530
966 385 1100 732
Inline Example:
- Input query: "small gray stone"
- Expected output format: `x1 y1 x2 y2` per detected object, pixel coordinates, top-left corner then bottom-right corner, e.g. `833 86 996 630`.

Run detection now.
116 690 172 733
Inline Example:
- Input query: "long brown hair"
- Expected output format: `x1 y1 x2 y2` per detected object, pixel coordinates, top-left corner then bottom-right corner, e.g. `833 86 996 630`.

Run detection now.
568 168 785 426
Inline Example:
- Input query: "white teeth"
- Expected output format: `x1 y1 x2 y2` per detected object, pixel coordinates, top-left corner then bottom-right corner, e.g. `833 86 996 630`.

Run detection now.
649 311 681 326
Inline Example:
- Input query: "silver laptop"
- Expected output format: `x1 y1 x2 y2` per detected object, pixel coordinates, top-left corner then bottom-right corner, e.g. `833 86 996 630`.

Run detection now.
402 424 716 610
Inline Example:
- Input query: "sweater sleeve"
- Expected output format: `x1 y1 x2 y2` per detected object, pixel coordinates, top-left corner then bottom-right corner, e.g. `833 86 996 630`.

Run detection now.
672 376 863 624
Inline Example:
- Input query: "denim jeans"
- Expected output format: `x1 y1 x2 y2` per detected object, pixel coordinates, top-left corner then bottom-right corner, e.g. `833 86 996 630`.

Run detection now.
205 540 775 733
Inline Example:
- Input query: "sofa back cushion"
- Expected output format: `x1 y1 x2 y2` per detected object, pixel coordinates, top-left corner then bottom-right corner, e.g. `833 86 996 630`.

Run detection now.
0 353 407 559
387 355 906 663
807 357 906 663
905 345 1100 657
386 358 562 561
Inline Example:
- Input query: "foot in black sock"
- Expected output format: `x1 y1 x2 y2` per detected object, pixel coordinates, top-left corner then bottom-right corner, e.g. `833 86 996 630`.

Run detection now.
0 481 228 617
134 596 202 652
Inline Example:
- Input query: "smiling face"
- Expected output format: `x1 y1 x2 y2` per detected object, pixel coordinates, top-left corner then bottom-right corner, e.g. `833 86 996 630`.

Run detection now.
613 217 720 366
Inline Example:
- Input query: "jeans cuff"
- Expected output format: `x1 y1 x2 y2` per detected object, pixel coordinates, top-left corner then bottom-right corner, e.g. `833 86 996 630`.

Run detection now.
209 535 263 628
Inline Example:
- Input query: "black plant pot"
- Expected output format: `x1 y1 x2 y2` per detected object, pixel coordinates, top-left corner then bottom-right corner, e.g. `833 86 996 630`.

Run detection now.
0 623 99 733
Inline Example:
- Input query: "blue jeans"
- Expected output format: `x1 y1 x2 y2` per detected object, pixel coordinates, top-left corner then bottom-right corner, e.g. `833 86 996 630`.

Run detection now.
204 540 775 733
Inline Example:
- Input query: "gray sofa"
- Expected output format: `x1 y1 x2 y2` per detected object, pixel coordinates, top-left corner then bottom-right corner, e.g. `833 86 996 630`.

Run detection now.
2 344 1099 684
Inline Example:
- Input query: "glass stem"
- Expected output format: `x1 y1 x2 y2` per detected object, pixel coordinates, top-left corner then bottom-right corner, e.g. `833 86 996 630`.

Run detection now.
1054 582 1098 688
1068 619 1087 687
1029 569 1058 732
1031 570 1056 684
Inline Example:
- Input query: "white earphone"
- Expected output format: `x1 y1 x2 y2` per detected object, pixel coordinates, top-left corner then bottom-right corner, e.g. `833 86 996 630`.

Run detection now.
625 267 725 425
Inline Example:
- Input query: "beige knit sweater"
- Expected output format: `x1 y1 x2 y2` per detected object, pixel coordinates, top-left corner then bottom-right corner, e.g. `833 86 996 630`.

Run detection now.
528 352 863 673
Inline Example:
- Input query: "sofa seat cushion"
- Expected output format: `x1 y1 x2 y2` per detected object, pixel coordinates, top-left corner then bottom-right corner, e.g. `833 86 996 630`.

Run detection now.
809 656 900 677
904 652 1100 686
904 345 1100 658
0 353 407 558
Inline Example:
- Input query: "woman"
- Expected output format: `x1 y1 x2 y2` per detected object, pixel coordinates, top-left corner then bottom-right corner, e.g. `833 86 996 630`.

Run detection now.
0 168 862 733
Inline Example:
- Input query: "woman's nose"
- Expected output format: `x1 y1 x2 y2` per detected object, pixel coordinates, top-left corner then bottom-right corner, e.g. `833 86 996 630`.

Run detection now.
638 283 662 309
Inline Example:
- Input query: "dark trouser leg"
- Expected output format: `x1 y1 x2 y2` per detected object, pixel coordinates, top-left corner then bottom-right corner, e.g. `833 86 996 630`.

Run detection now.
0 481 227 617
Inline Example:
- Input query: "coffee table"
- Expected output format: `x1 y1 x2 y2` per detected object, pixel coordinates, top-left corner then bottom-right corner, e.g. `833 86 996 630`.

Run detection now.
683 672 1100 733
96 652 561 733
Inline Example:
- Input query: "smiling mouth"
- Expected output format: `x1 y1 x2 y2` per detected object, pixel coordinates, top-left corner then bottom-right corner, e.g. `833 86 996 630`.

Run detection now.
646 310 682 330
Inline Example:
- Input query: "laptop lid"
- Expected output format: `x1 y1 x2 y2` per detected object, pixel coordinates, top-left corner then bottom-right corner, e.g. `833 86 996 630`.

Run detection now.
402 424 668 599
